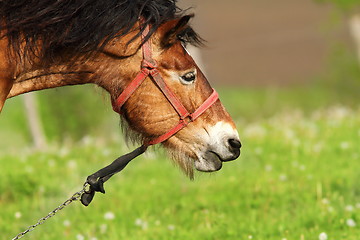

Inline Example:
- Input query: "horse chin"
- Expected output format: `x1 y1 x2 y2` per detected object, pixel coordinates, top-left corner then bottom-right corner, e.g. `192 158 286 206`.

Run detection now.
194 151 223 172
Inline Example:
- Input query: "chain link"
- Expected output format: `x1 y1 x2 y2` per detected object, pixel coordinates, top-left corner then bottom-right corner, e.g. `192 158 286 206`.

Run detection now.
12 183 89 240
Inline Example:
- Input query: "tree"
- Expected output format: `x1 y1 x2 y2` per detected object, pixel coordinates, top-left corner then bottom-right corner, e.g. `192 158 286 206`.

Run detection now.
349 14 360 63
23 93 47 149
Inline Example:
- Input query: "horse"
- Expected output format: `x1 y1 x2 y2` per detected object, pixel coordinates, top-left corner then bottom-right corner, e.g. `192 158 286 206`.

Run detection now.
0 0 241 180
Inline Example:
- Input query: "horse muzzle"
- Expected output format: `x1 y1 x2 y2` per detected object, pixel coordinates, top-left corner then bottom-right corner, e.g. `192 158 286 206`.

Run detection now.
194 123 241 172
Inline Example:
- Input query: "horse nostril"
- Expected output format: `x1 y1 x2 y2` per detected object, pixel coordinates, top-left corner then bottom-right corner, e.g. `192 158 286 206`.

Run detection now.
228 138 241 149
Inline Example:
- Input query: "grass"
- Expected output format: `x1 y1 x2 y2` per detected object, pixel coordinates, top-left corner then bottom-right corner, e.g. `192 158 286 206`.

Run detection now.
1 89 360 239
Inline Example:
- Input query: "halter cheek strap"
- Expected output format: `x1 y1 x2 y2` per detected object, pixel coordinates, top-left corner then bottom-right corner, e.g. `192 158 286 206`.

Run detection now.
112 25 219 147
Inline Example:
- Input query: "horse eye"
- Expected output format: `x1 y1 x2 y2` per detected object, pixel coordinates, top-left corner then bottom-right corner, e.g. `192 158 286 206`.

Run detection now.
180 71 196 84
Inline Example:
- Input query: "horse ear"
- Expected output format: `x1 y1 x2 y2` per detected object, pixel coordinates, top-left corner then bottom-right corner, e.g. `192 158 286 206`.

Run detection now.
160 15 193 48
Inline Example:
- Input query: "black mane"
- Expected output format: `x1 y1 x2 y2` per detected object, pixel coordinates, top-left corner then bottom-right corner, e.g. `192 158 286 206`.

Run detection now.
0 0 190 62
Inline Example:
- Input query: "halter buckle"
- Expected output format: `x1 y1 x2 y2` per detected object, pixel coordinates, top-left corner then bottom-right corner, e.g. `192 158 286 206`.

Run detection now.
141 59 157 69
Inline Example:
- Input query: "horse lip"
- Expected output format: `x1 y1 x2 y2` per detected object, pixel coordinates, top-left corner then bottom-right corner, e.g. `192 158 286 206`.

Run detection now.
226 149 241 162
194 151 223 172
209 150 240 162
209 150 223 161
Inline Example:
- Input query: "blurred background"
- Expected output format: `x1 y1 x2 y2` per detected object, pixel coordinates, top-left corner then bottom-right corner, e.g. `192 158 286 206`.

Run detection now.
1 1 360 239
181 0 354 86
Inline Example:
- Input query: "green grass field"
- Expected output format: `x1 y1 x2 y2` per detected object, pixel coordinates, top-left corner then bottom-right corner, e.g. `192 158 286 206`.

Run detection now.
1 81 360 240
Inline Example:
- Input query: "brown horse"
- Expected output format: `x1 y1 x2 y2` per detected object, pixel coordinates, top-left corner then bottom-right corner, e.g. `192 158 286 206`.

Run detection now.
0 0 241 179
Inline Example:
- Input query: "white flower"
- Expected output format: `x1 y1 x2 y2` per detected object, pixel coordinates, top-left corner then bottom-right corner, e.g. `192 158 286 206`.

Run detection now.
104 211 115 220
63 220 71 227
340 142 350 150
134 218 148 230
248 235 253 239
279 174 287 181
329 106 350 121
319 232 328 240
135 218 143 226
321 198 329 205
81 135 94 146
67 160 77 170
346 218 356 227
14 212 22 219
76 234 85 240
345 205 354 212
265 165 272 172
167 225 175 231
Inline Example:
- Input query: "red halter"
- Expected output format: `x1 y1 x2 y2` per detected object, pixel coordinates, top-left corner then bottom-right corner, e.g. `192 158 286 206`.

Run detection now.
112 25 219 146
80 25 220 206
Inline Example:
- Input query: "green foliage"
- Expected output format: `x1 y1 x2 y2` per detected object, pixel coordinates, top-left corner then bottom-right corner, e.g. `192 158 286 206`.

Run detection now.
323 45 360 96
0 85 119 149
0 155 39 202
36 85 115 141
315 0 360 11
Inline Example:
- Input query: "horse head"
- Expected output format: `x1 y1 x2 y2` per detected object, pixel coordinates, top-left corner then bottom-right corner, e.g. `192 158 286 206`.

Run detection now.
98 16 241 178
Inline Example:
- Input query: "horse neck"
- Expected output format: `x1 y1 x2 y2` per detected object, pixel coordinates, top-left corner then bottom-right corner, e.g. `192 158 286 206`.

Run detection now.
7 60 95 99
7 51 139 100
7 31 142 100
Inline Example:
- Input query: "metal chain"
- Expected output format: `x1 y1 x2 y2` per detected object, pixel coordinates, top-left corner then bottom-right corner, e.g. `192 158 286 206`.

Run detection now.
12 183 89 240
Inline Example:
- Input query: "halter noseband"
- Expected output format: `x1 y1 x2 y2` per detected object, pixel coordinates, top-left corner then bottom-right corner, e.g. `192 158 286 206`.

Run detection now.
112 25 219 147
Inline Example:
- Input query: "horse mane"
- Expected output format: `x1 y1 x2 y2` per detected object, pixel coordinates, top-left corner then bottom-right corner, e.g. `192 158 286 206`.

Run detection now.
0 0 200 63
